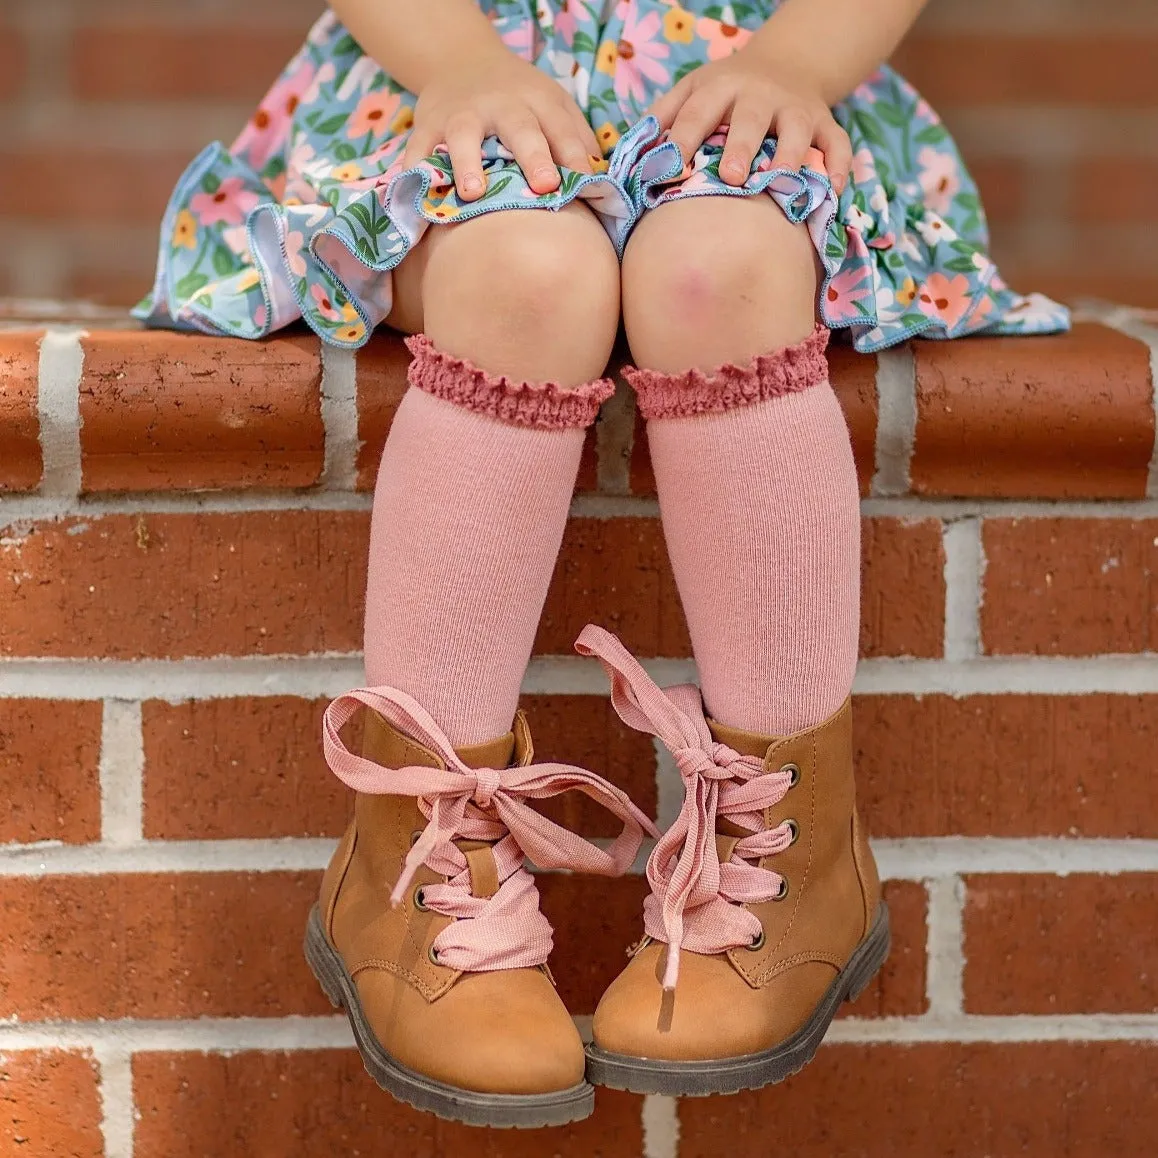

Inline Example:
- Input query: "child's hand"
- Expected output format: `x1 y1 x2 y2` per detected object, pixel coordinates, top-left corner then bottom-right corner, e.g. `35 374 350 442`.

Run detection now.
649 50 853 194
402 53 602 201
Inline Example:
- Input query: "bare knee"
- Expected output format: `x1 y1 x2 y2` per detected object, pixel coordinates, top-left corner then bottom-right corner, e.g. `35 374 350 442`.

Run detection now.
622 198 819 374
410 205 621 386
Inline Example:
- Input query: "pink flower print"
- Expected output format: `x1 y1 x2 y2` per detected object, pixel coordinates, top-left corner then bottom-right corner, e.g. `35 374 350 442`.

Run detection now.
614 8 671 111
221 225 252 259
347 90 403 140
916 272 972 329
554 0 579 47
499 18 536 61
189 177 261 228
285 230 308 278
851 147 876 185
696 17 753 61
824 265 874 323
253 303 268 329
917 147 960 215
310 283 342 321
232 58 317 169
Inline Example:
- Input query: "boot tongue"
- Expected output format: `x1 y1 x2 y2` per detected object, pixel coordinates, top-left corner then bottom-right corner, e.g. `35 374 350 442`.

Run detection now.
454 731 515 770
706 717 778 762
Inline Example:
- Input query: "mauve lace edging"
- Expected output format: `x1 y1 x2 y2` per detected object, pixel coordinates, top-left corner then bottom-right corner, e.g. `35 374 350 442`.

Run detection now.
624 324 831 420
405 335 615 429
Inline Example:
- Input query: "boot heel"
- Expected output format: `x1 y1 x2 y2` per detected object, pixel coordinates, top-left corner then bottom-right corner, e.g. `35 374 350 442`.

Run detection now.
303 905 345 1010
845 902 891 1004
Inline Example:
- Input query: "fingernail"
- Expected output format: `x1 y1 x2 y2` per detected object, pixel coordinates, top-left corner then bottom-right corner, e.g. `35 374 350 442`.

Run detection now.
463 174 482 195
534 165 557 184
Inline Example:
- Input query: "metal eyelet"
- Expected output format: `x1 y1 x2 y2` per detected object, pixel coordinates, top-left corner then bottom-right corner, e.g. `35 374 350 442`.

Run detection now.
428 945 441 966
781 762 801 788
413 886 430 913
747 928 766 952
773 877 790 901
784 818 799 846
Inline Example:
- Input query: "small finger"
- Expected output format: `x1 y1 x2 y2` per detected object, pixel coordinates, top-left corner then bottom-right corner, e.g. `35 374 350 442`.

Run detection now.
648 75 693 130
813 116 853 194
538 105 593 173
568 103 603 160
444 116 486 200
719 100 771 186
401 124 440 169
498 112 560 192
668 89 730 168
770 107 812 173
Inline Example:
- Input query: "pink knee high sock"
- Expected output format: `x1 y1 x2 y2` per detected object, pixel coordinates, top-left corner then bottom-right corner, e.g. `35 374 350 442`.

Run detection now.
625 326 860 736
363 336 613 746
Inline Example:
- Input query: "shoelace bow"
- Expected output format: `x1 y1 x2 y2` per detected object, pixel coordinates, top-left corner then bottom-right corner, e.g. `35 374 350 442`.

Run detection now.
575 625 796 991
323 685 658 973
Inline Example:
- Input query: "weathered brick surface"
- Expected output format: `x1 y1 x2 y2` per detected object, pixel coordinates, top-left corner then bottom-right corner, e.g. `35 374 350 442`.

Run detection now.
0 1051 103 1158
964 874 1158 1014
142 696 348 840
79 331 324 491
677 1042 1158 1156
0 332 43 491
354 333 410 491
911 324 1154 498
854 694 1158 838
133 1051 642 1158
981 518 1158 655
0 699 103 844
859 517 945 658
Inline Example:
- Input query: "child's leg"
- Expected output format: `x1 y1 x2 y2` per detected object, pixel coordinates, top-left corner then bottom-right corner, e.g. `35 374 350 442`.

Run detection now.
621 196 858 735
366 204 620 744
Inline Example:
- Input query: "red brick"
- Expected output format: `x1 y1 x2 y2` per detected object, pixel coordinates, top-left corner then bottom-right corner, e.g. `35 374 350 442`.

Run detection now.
893 35 1158 106
142 697 348 840
0 26 27 102
0 700 103 844
0 512 369 659
0 149 192 224
628 350 879 496
0 1051 103 1158
79 331 324 491
0 332 43 491
839 881 927 1018
70 26 306 101
981 518 1158 655
355 333 410 491
964 873 1158 1014
968 158 1028 225
65 267 159 309
1066 160 1158 224
133 1051 642 1158
1018 270 1158 311
520 694 658 834
0 872 330 1019
538 875 650 1015
911 325 1154 499
859 517 945 658
855 694 1158 838
678 1042 1158 1156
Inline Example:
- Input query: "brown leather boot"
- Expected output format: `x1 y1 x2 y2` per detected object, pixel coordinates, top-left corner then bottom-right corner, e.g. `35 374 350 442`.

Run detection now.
576 625 889 1096
304 684 652 1127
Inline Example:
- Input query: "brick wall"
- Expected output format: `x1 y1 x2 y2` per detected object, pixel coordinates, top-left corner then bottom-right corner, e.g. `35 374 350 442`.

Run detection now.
2 309 1157 1154
3 1 1158 307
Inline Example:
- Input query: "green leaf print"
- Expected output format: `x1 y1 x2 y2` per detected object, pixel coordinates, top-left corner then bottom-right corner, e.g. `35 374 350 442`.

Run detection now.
914 123 948 146
201 172 221 195
333 33 361 57
346 201 373 234
332 142 358 163
571 30 597 55
356 237 376 263
314 113 351 137
174 271 210 299
483 174 516 200
945 256 979 274
261 155 287 180
874 101 909 129
211 246 237 277
853 110 887 150
955 192 981 212
900 312 927 329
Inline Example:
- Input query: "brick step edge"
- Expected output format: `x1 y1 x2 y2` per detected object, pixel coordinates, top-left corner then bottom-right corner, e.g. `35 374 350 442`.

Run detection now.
1 302 1155 500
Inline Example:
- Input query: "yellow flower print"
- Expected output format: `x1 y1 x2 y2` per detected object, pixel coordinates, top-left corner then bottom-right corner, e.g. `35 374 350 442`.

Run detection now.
663 6 696 44
235 269 261 292
595 123 620 156
340 302 359 323
172 209 197 250
336 321 366 344
589 155 610 174
330 161 362 182
390 107 414 134
422 197 462 221
897 276 918 307
284 196 304 207
596 40 617 74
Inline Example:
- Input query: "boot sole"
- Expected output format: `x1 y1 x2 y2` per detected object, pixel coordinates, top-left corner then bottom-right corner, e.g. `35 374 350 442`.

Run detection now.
304 905 595 1128
585 901 891 1097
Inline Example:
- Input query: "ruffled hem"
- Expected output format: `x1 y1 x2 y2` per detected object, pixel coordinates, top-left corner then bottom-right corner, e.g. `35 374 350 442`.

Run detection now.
405 335 614 429
625 324 830 420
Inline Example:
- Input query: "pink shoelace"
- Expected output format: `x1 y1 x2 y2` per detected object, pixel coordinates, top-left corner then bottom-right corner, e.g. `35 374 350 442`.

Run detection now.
575 625 796 991
323 684 658 974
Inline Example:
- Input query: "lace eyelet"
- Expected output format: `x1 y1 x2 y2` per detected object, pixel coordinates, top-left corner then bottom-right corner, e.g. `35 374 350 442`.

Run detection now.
784 818 799 846
413 886 430 913
428 945 441 966
781 762 801 788
747 928 766 952
773 877 790 901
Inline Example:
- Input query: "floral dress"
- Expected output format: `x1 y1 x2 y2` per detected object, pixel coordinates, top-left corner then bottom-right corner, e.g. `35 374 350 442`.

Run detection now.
135 0 1069 352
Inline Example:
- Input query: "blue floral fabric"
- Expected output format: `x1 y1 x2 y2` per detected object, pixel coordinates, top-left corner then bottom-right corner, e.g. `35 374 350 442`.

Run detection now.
135 1 1069 351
